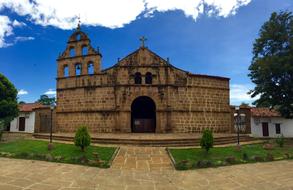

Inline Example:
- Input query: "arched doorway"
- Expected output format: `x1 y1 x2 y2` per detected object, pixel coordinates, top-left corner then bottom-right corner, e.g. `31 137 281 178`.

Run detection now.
131 96 156 133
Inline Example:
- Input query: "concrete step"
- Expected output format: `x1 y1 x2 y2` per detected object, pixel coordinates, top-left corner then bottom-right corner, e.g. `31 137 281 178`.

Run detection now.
33 133 256 147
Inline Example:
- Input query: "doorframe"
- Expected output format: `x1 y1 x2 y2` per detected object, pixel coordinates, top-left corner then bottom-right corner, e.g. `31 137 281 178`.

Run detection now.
19 117 26 132
262 122 269 137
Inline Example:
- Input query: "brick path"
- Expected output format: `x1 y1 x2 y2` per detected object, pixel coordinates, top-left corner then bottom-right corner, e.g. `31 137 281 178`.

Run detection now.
111 147 173 171
0 152 293 189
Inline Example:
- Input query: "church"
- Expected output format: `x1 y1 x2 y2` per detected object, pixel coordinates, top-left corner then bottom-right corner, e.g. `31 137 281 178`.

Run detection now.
55 27 231 134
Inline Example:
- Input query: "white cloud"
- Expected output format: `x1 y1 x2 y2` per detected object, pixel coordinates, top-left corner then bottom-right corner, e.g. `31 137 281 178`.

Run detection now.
14 36 34 42
230 84 259 105
0 15 13 47
0 0 251 47
12 20 26 27
44 89 56 96
18 89 28 95
0 0 251 29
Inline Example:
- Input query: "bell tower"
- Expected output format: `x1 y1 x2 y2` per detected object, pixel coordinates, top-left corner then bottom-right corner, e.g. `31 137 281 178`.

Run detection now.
57 25 102 78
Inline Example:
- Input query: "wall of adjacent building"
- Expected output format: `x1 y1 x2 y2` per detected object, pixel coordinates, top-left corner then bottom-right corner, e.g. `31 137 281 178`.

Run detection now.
10 112 35 133
251 117 293 137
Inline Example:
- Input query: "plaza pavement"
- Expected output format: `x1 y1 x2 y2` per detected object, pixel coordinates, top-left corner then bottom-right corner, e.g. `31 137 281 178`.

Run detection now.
0 146 293 190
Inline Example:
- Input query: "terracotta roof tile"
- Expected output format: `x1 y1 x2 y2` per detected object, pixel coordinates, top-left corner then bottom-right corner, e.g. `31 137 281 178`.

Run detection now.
19 103 49 112
251 107 280 117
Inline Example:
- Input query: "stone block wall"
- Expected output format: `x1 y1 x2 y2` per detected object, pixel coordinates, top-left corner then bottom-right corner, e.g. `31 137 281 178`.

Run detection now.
56 112 116 133
171 112 231 133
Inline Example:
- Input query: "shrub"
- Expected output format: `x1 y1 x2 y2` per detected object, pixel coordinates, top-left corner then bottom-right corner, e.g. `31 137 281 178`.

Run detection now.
196 160 213 168
284 152 290 159
176 160 189 170
253 156 264 162
225 156 236 164
79 155 89 164
54 156 64 162
266 153 274 161
276 135 285 147
200 129 214 153
74 126 91 152
242 152 249 161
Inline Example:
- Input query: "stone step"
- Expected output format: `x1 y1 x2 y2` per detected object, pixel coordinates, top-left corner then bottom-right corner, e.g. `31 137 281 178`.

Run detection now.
33 133 256 147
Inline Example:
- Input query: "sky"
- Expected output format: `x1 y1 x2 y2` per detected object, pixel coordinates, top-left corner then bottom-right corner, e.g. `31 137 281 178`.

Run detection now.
0 0 292 105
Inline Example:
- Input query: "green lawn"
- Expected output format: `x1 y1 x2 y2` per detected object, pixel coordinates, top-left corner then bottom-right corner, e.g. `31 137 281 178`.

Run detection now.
169 142 293 170
0 139 117 168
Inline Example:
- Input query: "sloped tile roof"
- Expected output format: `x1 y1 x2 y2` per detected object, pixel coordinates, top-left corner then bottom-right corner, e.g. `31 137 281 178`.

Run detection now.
19 103 49 112
251 107 280 117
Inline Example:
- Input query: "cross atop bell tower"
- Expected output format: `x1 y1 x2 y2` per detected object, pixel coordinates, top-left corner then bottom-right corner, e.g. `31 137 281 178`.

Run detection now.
77 15 81 31
139 36 147 47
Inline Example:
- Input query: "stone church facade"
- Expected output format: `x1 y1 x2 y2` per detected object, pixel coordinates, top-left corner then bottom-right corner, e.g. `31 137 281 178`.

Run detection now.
56 28 231 133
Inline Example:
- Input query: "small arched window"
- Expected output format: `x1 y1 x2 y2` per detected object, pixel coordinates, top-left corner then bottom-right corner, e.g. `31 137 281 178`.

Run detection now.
134 72 142 84
69 47 75 57
145 72 152 84
63 65 69 77
75 63 82 76
88 62 94 75
82 46 87 56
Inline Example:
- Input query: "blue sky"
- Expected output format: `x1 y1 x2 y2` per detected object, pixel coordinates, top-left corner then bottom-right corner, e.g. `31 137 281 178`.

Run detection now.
0 0 292 105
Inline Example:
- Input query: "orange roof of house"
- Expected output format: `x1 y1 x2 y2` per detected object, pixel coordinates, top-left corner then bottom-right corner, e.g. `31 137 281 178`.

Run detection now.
19 103 49 112
251 107 280 117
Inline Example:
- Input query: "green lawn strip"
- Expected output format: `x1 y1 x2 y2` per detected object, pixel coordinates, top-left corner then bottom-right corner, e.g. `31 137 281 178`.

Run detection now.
0 139 117 168
169 143 293 170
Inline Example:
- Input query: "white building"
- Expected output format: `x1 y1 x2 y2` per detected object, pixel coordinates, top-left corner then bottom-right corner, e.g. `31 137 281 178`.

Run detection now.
251 107 293 138
10 103 48 133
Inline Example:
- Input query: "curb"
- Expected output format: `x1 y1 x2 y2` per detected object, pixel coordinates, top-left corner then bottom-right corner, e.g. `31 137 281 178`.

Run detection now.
109 147 120 167
165 148 177 170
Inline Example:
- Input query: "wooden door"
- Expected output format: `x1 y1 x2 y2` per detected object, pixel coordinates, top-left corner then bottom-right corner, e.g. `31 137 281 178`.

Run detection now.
133 119 155 133
262 122 269 137
19 117 26 131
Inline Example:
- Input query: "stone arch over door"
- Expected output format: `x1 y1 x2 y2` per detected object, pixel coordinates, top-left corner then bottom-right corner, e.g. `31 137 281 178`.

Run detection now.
131 96 156 133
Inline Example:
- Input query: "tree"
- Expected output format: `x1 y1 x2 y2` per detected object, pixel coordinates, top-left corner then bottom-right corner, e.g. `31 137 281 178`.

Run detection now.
200 129 214 153
18 101 26 104
74 126 91 152
37 95 55 106
249 11 293 118
0 73 18 125
240 102 250 107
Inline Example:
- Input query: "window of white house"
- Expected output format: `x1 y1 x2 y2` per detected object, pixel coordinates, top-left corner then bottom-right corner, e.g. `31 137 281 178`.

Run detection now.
275 123 281 134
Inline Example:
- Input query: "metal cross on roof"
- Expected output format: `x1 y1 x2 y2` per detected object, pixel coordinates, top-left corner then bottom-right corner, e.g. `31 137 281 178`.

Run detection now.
139 36 147 47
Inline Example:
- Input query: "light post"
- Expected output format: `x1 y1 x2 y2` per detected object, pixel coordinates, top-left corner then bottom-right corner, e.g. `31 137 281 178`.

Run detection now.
234 106 246 145
49 103 55 144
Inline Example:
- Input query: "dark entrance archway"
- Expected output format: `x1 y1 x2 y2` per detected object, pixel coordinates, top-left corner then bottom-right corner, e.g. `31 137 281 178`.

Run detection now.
131 96 156 133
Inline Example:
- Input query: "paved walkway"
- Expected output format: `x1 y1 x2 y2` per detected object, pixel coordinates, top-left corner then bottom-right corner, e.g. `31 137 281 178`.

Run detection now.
1 148 293 190
112 147 173 171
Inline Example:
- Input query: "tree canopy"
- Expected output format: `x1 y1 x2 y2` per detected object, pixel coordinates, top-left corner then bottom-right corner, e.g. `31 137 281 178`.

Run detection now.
249 11 293 118
0 73 18 124
37 95 55 106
